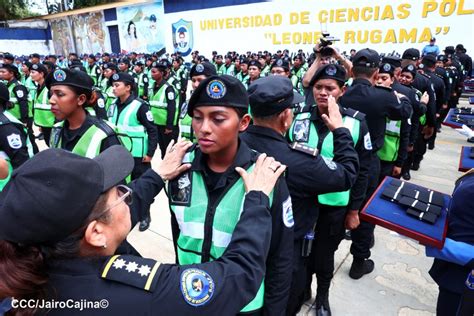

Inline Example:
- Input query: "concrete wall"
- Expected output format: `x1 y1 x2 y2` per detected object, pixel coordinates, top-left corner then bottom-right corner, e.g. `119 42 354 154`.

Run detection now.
0 20 52 56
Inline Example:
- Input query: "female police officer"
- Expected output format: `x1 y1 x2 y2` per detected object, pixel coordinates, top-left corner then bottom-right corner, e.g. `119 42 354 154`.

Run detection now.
0 142 286 315
47 68 122 157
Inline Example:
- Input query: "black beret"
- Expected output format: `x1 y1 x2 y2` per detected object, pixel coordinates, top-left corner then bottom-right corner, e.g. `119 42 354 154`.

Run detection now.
3 53 14 61
421 54 437 67
379 63 395 75
381 56 402 69
352 48 380 68
111 72 135 85
248 76 304 117
188 75 248 116
445 46 455 54
29 63 48 75
103 62 118 72
23 61 32 68
309 64 346 86
190 62 216 78
0 146 134 245
401 64 417 78
248 60 262 69
271 59 290 71
402 48 420 61
0 82 9 103
119 58 130 65
151 60 168 70
45 68 94 91
30 53 40 59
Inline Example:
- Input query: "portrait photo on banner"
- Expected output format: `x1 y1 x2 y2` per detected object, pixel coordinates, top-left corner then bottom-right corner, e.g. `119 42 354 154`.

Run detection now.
117 1 165 54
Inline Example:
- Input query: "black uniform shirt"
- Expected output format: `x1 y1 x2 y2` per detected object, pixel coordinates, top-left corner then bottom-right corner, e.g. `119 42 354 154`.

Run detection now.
413 72 436 127
339 78 412 152
242 124 359 239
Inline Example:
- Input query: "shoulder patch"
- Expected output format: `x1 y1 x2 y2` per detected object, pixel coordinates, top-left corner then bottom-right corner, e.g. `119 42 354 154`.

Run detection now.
289 142 318 157
97 98 105 108
322 156 338 170
7 133 22 149
15 89 24 98
146 111 154 122
342 107 365 121
180 268 215 306
292 119 310 142
363 132 373 150
101 255 161 292
282 196 294 228
167 91 175 100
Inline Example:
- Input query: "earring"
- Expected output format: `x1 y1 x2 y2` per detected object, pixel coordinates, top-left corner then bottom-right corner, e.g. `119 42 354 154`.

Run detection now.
102 244 107 249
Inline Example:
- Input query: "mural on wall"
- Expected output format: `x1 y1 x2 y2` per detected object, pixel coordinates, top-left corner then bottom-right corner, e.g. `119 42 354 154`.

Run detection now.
70 11 111 54
117 1 165 54
50 18 75 56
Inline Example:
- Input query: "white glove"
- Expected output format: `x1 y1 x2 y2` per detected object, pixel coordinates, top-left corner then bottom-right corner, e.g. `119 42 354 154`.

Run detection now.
455 124 474 138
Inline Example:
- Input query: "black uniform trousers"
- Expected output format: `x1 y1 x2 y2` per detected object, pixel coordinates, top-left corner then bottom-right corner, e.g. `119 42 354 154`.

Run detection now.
350 154 380 259
306 205 347 299
132 157 152 221
42 126 52 148
437 287 463 316
286 239 307 316
157 125 179 158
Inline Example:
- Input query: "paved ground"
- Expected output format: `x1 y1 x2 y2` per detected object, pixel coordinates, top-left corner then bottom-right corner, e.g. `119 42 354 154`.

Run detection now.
120 98 471 315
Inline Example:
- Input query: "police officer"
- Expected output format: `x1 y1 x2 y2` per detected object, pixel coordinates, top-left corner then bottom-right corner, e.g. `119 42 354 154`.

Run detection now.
427 170 474 315
133 61 149 100
0 63 38 154
0 143 286 315
30 63 55 146
169 75 294 315
148 61 179 158
100 62 118 110
248 60 262 86
376 63 412 181
214 54 225 74
419 54 446 151
85 54 101 86
339 48 412 279
236 58 250 87
171 56 188 103
288 64 372 314
107 72 158 231
223 54 235 76
242 75 359 315
0 82 33 191
46 68 121 157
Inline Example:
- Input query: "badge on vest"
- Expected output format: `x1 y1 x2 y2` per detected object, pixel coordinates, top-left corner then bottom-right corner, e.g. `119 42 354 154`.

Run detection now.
6 133 22 149
180 268 215 307
168 91 175 100
98 98 105 108
293 119 310 143
169 171 192 206
282 196 294 228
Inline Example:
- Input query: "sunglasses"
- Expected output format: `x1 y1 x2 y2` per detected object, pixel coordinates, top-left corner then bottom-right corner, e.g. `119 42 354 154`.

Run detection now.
100 185 133 215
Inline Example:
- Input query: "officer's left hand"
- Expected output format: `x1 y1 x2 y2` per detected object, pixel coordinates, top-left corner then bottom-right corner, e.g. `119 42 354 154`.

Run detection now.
156 139 193 181
422 126 434 139
321 95 343 132
345 210 360 230
164 128 173 134
142 155 152 163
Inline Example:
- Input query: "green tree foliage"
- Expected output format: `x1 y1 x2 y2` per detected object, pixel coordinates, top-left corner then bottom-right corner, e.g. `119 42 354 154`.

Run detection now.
0 0 34 20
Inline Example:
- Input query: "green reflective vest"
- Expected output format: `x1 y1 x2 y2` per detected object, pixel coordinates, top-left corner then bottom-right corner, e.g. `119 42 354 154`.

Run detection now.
179 101 193 141
33 86 55 127
148 82 179 126
0 111 34 191
169 150 271 312
86 64 98 85
6 83 20 120
289 111 360 206
377 119 401 162
136 72 148 98
107 99 148 158
104 85 116 111
50 120 110 158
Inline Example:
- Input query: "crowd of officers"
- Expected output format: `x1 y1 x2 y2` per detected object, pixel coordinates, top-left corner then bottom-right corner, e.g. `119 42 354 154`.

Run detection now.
0 41 472 316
